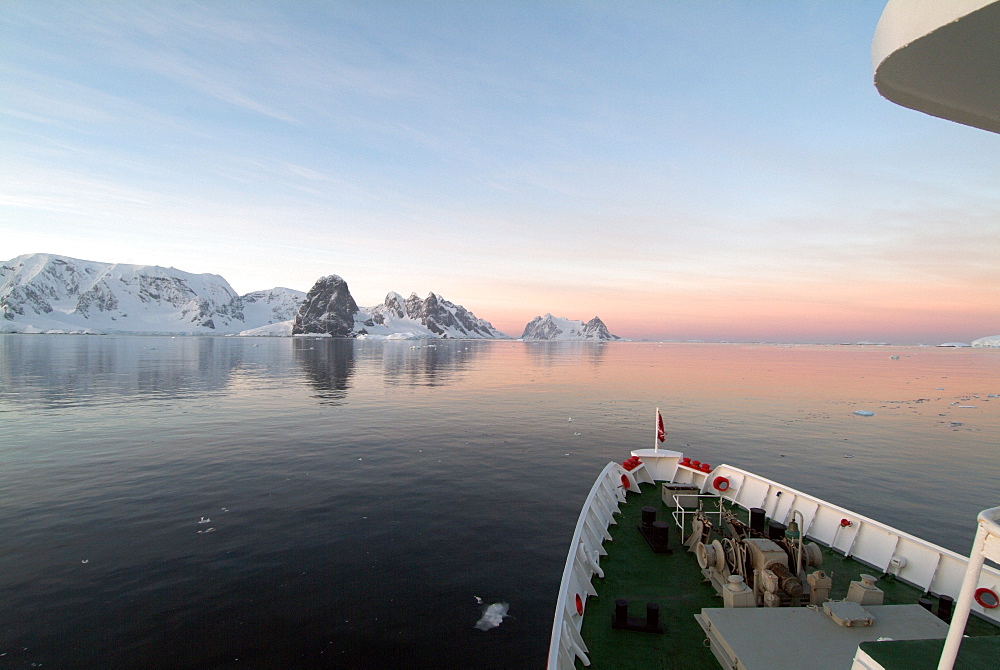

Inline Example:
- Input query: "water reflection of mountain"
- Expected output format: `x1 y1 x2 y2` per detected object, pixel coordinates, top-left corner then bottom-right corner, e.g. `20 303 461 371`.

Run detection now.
360 339 489 387
292 338 356 404
0 335 284 410
0 336 497 411
522 340 611 367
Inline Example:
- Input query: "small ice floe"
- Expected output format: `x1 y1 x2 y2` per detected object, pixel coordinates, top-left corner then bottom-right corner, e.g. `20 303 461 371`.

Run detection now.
197 527 216 534
853 410 875 417
474 596 483 604
220 507 229 513
81 559 89 564
475 602 510 631
957 405 976 409
567 417 573 422
844 454 854 459
573 432 581 436
199 517 211 524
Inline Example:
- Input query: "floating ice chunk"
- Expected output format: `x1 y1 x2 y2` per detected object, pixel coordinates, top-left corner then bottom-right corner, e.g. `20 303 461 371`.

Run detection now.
199 517 211 524
567 418 573 422
475 602 509 631
853 410 875 417
474 596 483 604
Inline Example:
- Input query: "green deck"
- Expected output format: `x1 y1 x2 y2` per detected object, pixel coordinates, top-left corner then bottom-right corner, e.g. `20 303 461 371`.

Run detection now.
858 636 1000 670
576 482 999 669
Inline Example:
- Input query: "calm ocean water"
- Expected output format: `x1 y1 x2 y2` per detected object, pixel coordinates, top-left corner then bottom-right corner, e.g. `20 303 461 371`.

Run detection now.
1 336 998 668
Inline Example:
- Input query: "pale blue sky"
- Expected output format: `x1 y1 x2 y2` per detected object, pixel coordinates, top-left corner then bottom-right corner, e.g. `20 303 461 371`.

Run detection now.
2 2 998 342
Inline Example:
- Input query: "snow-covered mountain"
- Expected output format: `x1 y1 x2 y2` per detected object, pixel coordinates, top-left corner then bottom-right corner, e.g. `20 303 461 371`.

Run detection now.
292 275 507 339
520 314 620 341
0 254 304 334
366 291 506 339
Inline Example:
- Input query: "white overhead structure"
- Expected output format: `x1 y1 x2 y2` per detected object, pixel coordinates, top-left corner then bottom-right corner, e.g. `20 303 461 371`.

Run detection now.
872 0 1000 134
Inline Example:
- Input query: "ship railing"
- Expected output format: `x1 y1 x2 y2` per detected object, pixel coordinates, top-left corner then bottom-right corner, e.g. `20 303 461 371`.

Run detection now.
547 460 652 670
670 494 724 544
936 505 1000 669
704 463 1000 627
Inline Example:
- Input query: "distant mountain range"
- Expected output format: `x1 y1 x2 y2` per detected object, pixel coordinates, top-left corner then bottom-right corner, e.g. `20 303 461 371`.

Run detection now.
520 314 619 341
0 253 304 334
290 274 507 339
1 254 620 340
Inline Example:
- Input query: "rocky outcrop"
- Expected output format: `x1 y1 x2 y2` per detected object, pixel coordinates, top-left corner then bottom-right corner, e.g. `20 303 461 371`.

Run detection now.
292 275 360 337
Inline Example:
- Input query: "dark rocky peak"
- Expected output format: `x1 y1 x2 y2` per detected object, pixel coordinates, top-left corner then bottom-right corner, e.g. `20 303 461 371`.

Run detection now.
292 275 360 337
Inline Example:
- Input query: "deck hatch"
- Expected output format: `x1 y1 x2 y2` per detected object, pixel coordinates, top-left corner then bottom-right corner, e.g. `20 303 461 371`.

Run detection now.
696 604 949 670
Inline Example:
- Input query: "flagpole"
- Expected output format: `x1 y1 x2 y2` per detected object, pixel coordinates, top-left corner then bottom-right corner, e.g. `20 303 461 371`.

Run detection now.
654 407 660 452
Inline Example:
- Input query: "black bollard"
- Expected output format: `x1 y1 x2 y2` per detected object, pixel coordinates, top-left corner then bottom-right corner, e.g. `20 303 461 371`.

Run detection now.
614 599 628 627
937 594 954 623
641 506 656 527
646 602 660 629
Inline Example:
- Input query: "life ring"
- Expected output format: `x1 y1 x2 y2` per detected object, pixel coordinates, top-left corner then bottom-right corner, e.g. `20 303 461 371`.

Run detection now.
575 594 584 615
974 587 999 609
713 476 730 492
621 474 630 490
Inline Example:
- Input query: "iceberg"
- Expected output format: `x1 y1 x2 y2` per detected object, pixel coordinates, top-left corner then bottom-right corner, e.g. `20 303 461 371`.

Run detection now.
474 602 510 631
972 335 1000 348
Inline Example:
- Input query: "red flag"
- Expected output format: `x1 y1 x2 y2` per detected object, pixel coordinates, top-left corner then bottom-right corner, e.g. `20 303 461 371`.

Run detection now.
656 410 666 442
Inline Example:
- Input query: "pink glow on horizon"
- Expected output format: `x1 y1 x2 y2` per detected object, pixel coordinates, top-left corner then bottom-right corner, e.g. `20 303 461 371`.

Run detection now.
479 277 997 344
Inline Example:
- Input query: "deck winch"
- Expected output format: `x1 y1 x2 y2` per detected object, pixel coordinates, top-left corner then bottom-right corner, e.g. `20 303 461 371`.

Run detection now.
692 505 825 608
